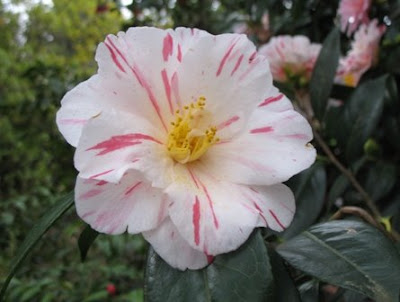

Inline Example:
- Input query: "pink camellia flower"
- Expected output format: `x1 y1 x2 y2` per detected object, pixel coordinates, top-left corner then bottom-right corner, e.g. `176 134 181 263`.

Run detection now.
338 0 371 36
56 27 315 270
335 19 386 87
258 36 321 85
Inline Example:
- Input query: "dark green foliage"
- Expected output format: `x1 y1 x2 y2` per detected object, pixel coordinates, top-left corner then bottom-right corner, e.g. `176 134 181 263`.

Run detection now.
144 230 274 302
277 220 400 301
310 27 340 120
0 192 74 300
78 225 100 262
283 162 327 239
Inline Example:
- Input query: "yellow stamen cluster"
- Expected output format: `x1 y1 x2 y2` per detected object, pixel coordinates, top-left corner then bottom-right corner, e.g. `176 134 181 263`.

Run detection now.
343 73 356 87
167 97 219 164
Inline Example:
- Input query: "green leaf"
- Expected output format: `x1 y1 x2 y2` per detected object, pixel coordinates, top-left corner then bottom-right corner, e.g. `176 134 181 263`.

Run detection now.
384 116 400 150
327 157 366 206
144 230 274 302
267 246 301 302
82 290 108 302
0 192 74 301
364 161 397 201
78 224 99 262
277 220 400 302
20 285 42 302
384 75 399 109
344 76 387 161
298 280 319 302
310 27 340 120
283 162 327 239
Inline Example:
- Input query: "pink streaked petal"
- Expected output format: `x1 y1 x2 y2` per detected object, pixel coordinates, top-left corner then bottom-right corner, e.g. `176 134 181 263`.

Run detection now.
75 172 169 235
172 32 273 141
86 133 162 156
79 189 103 200
230 54 244 76
94 27 210 135
171 71 182 108
204 105 315 186
177 44 182 62
258 94 284 107
104 42 127 73
245 184 295 231
193 196 201 246
75 109 165 184
104 35 168 128
56 66 165 148
167 167 260 255
250 126 274 134
161 69 173 114
143 218 208 270
89 169 114 180
216 36 240 76
162 33 174 62
217 115 240 130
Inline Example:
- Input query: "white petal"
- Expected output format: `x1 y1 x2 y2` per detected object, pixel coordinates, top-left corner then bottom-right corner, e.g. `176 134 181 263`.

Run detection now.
74 109 167 184
202 93 316 185
96 28 179 132
171 33 274 140
166 166 260 256
143 218 209 270
75 172 169 235
57 27 210 147
246 184 295 231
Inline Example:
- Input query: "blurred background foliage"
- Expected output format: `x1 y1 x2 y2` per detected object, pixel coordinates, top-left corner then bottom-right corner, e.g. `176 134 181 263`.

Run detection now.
1 0 400 301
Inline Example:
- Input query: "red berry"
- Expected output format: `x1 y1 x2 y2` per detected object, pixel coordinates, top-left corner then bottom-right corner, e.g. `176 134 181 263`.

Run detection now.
106 283 117 296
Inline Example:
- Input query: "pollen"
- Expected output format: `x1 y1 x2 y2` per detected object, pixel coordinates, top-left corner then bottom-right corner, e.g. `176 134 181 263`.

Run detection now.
167 97 218 164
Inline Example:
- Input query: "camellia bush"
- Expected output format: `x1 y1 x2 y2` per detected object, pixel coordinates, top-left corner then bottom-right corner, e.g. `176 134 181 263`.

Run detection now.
2 0 400 301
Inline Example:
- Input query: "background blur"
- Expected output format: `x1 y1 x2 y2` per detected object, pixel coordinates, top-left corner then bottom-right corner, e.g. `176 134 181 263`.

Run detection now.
1 0 399 301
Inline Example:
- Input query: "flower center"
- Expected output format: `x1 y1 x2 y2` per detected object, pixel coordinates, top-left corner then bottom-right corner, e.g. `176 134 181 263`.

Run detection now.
167 97 219 164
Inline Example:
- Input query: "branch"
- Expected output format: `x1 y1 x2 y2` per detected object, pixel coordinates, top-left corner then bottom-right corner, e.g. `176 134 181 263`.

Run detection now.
295 92 381 219
312 129 381 219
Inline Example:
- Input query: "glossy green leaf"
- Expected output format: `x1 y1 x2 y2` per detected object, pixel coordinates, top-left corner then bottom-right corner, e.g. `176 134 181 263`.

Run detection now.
145 230 273 302
0 192 74 301
78 224 99 262
327 157 366 206
365 161 397 201
298 280 319 302
283 162 327 239
343 290 369 302
344 76 387 161
384 75 399 109
384 116 400 150
310 27 340 120
277 220 400 302
267 246 301 302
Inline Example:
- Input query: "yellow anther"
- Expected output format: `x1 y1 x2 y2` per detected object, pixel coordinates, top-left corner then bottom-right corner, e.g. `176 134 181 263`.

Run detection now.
166 97 218 164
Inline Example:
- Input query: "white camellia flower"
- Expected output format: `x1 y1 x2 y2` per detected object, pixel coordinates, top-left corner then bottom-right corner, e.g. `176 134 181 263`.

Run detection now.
258 36 321 85
56 27 316 270
335 19 386 87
